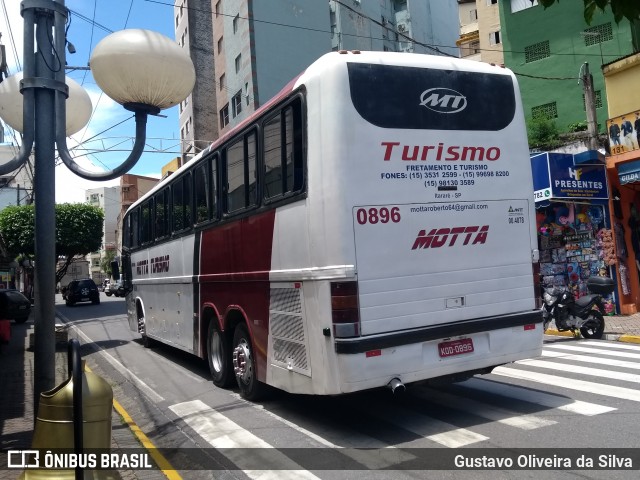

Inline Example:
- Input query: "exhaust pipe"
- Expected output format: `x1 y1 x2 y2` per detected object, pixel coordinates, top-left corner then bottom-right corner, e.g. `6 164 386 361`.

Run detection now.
387 377 405 394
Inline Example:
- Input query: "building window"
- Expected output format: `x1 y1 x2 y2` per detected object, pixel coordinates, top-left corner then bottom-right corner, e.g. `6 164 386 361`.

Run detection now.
175 14 179 28
487 0 498 5
582 23 613 46
511 0 538 13
489 31 501 46
532 102 558 120
525 40 550 63
215 0 221 17
233 14 239 33
235 54 241 73
219 73 226 91
469 9 478 22
232 90 242 117
582 90 603 110
220 104 229 128
218 37 223 54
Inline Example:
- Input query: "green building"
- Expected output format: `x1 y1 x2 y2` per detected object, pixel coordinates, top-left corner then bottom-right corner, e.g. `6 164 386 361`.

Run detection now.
499 0 640 134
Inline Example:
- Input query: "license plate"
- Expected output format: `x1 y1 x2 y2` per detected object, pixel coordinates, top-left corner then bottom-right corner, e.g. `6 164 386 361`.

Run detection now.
81 297 89 301
438 338 474 358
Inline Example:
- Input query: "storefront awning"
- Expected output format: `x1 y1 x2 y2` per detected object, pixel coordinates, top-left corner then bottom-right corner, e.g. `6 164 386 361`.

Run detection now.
618 159 640 185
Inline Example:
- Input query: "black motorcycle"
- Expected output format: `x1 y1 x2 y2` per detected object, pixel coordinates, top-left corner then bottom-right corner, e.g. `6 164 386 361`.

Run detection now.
541 276 615 339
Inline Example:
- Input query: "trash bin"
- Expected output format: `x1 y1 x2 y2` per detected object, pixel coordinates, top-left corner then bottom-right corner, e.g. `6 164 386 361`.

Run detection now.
23 339 115 479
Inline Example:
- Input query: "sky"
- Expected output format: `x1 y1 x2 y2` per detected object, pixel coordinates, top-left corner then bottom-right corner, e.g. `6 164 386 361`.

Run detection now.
0 0 183 203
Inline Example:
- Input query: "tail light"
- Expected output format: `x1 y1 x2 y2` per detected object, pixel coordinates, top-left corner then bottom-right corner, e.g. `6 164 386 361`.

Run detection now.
331 281 360 338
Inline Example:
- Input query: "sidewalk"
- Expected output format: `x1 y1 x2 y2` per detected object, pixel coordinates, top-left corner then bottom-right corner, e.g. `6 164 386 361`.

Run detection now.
0 317 145 480
2 311 640 478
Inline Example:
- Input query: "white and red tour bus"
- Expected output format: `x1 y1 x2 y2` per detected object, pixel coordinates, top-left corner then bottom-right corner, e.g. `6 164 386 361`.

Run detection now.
121 51 543 400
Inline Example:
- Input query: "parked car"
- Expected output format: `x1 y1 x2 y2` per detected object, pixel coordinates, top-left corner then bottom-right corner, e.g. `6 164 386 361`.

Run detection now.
105 279 125 297
0 289 32 323
63 279 100 306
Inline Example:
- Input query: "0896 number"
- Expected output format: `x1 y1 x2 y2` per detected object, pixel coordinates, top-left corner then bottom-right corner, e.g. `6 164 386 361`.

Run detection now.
356 207 401 225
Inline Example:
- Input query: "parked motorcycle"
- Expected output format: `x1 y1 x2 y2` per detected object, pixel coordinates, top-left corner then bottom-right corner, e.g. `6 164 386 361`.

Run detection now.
541 276 615 339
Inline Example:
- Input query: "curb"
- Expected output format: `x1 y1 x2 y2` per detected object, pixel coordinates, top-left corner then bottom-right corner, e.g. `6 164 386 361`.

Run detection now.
545 328 640 343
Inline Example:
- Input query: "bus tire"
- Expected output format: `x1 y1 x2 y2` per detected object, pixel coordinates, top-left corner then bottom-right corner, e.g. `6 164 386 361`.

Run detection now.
232 324 265 401
208 320 233 388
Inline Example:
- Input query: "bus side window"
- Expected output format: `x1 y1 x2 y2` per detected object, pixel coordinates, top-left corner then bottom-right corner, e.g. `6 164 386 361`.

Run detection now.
194 162 210 224
264 100 304 200
264 114 283 198
141 200 152 244
211 155 219 220
155 189 168 239
183 172 193 228
172 179 184 231
123 214 131 249
226 137 245 213
131 208 139 248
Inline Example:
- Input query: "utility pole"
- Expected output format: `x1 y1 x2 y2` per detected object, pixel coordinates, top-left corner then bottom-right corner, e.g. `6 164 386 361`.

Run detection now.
582 62 599 151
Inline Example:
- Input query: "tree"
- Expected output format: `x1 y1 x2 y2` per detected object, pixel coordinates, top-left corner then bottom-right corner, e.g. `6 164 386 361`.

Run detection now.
527 116 563 150
539 0 640 24
100 249 116 277
0 203 104 284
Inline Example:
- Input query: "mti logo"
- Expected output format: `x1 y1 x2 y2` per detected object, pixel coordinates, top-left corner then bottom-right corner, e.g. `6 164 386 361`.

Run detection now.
419 87 467 114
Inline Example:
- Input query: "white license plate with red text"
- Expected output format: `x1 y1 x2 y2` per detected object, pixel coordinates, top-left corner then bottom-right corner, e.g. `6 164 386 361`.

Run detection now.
438 338 474 358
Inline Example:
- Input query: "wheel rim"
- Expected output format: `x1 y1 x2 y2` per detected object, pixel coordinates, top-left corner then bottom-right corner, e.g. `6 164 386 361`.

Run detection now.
233 339 253 384
209 330 223 373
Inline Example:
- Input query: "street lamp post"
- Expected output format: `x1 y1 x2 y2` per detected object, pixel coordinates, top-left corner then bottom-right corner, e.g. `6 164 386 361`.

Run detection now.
0 0 194 413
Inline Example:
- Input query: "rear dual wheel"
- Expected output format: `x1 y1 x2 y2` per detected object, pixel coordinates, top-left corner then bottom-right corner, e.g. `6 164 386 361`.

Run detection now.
207 321 265 400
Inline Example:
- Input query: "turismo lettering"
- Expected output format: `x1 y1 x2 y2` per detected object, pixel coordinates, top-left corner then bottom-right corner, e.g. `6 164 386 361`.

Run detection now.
151 255 170 273
382 142 500 162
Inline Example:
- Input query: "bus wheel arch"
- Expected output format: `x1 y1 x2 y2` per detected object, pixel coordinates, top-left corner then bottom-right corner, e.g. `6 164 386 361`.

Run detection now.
204 306 234 388
136 298 153 348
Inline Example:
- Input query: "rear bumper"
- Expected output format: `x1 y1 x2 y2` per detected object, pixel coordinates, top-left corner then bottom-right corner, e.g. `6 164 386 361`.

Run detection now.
334 309 542 354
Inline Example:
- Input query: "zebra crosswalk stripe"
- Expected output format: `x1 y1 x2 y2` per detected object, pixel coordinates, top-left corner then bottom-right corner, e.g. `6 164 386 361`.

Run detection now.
544 343 640 360
462 377 615 415
414 386 557 430
493 366 640 402
169 400 321 479
541 349 640 370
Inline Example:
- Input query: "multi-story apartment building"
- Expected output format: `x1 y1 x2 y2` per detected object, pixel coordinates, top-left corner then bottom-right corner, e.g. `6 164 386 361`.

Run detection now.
85 186 121 284
175 1 217 163
500 0 640 133
176 0 459 150
457 0 504 65
115 174 159 259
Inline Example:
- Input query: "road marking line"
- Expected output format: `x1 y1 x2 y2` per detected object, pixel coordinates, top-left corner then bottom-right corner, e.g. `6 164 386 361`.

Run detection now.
360 401 487 448
170 400 320 479
580 340 640 351
515 358 640 383
228 393 416 469
68 325 165 403
415 386 557 430
544 343 640 360
493 366 640 402
542 349 640 370
81 365 181 479
463 378 615 415
113 398 181 479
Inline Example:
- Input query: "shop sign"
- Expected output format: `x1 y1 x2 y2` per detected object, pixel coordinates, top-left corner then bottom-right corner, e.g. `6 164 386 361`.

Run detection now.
548 155 608 200
607 109 640 156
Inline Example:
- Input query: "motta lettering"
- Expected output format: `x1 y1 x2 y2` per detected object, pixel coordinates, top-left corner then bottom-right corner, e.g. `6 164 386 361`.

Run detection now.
419 87 467 113
382 142 500 162
412 226 489 249
135 260 148 275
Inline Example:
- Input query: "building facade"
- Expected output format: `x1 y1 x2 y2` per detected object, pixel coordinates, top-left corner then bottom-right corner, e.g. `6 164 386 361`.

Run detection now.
115 174 159 259
175 0 218 164
85 186 121 284
457 0 503 65
603 52 640 314
176 0 460 143
500 0 640 134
